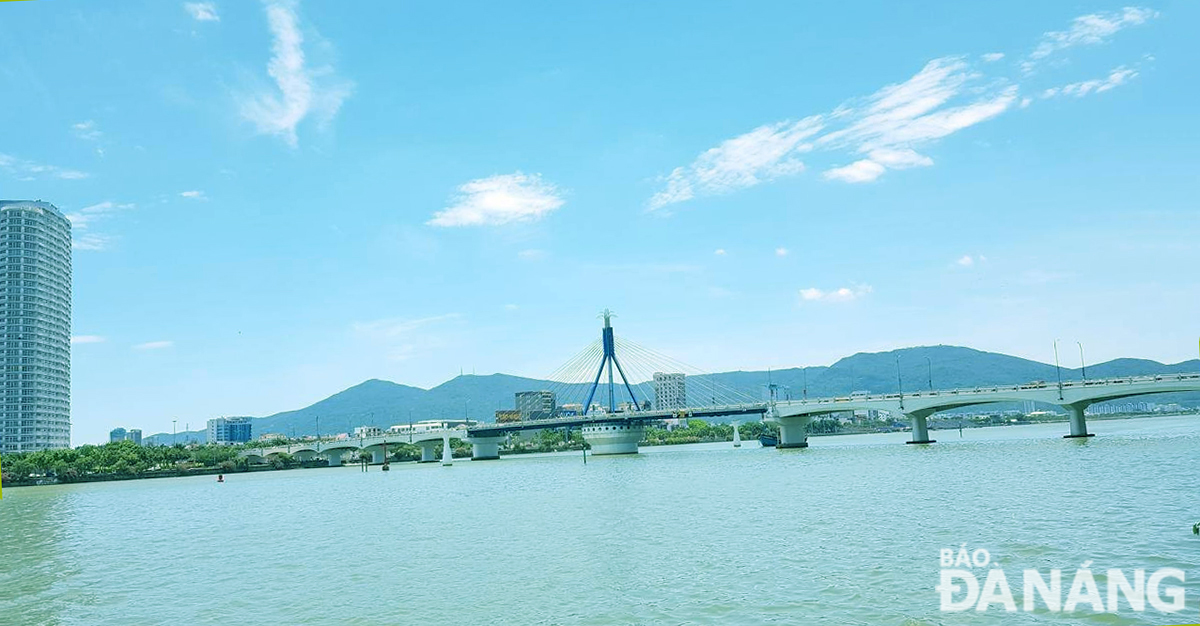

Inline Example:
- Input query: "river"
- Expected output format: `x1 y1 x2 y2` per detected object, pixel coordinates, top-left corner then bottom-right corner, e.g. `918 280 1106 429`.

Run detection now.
2 415 1199 625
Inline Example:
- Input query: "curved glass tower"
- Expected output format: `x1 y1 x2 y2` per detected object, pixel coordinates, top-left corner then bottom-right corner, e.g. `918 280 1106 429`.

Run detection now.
0 201 71 452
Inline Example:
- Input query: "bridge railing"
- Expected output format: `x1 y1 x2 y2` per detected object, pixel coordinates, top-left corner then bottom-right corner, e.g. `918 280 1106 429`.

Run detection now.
781 372 1200 406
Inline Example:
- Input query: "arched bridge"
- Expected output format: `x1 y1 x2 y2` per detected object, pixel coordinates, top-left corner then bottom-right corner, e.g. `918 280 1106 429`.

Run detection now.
242 428 467 465
771 372 1200 448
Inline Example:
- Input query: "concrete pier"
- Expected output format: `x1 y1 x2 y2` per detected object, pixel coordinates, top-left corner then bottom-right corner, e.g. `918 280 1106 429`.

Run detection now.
418 440 441 463
581 423 644 455
469 436 504 460
1063 404 1095 438
906 412 936 444
776 416 810 449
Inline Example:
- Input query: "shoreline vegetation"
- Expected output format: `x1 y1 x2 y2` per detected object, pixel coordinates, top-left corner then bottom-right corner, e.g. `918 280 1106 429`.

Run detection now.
2 412 1192 490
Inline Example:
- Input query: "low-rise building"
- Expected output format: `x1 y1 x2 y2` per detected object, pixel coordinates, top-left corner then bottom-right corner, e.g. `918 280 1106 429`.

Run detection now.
354 425 383 438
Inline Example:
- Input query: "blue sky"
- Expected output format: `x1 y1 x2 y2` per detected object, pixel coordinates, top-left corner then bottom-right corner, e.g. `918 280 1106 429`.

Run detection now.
0 1 1196 444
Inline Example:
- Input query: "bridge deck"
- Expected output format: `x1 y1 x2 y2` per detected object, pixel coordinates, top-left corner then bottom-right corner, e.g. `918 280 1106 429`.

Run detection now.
465 404 767 437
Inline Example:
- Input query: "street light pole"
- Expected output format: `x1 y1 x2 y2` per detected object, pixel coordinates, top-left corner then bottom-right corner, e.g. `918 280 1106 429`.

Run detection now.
802 367 808 402
1053 340 1064 400
172 419 177 446
1077 342 1086 381
925 356 933 391
896 355 905 410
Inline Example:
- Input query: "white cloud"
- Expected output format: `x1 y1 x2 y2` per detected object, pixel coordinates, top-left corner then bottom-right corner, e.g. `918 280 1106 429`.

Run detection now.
648 117 822 211
351 314 461 361
799 284 873 303
71 335 106 345
1024 7 1157 71
517 248 547 260
134 341 175 350
956 254 987 267
239 1 353 147
428 172 564 227
65 201 135 252
72 120 102 141
714 248 727 256
180 190 207 200
503 304 519 311
73 234 114 251
653 56 1017 203
648 8 1161 208
184 2 220 21
775 247 789 257
824 159 887 183
0 153 88 181
1042 66 1138 99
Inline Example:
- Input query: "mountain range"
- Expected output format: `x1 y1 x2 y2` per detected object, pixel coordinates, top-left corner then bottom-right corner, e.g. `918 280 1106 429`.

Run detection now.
143 345 1200 445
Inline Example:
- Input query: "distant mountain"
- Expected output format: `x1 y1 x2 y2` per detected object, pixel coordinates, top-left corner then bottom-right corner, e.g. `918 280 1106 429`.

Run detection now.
143 345 1200 444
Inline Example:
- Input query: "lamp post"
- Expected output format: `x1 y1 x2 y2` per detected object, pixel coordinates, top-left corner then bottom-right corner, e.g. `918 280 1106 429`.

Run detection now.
172 419 177 446
925 356 933 391
896 354 905 410
1077 342 1086 381
1053 340 1064 400
802 367 808 402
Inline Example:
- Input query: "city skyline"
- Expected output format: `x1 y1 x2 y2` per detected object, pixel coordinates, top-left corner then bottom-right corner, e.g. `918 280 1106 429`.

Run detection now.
0 1 1197 444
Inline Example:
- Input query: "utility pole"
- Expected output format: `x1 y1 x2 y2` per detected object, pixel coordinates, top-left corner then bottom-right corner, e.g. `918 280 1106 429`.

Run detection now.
1077 342 1086 381
802 367 808 402
896 354 905 410
172 419 177 446
925 356 933 391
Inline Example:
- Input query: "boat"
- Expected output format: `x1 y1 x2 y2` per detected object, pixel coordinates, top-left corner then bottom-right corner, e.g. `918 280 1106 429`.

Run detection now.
759 433 778 447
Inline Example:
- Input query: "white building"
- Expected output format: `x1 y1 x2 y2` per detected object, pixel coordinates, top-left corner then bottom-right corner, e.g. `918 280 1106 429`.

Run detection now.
207 417 252 445
653 372 686 410
0 201 72 453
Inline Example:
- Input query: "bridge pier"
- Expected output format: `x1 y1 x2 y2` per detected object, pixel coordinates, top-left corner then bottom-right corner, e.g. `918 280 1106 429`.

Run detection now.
417 440 441 463
775 416 810 449
468 436 504 461
581 423 643 455
371 448 387 464
906 412 936 444
1063 404 1094 439
325 449 347 466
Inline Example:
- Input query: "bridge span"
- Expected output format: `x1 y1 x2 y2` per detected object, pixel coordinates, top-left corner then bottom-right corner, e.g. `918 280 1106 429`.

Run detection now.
771 372 1200 448
243 428 464 466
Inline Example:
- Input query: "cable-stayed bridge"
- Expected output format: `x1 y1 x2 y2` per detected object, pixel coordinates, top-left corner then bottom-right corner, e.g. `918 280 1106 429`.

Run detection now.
242 311 1200 464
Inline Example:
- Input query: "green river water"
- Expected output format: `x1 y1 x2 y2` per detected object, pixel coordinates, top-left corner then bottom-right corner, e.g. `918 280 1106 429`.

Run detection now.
2 415 1199 625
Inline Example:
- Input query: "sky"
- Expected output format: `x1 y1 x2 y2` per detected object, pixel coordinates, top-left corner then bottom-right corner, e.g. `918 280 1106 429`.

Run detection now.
0 1 1197 444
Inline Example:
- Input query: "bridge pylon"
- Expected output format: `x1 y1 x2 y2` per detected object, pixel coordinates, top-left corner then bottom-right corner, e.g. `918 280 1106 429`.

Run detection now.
582 309 641 415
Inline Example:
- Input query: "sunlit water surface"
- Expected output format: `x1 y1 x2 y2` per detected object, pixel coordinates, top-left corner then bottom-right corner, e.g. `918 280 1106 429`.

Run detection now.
3 415 1199 625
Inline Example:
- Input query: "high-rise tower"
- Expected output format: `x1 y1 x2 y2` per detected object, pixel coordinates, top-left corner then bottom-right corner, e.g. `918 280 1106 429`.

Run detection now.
0 200 72 452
